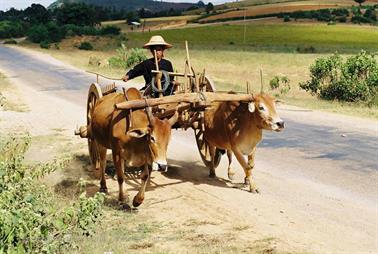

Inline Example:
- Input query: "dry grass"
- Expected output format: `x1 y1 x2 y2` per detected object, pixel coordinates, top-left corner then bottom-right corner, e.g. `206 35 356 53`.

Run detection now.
0 72 28 112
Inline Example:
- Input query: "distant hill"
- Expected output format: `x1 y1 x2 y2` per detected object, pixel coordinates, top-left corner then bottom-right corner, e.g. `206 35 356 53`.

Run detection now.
48 0 196 12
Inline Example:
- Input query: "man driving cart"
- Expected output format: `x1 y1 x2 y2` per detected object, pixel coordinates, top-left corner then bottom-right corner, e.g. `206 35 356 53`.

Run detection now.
122 35 175 97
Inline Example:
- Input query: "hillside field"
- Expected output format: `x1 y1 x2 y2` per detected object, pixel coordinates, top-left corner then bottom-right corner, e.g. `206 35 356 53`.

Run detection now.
126 23 378 53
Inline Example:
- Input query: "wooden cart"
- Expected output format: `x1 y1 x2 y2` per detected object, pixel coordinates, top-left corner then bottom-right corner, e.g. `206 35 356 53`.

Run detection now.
76 42 254 172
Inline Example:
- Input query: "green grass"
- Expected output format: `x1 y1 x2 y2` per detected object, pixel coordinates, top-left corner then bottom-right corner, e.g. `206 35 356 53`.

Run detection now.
127 23 378 53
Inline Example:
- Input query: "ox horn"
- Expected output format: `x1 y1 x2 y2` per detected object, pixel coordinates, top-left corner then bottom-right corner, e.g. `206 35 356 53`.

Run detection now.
145 106 154 127
260 69 264 93
168 108 179 126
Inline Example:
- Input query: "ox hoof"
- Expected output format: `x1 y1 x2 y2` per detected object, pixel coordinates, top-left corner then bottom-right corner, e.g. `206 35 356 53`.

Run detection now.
249 188 260 194
132 196 144 207
209 171 216 178
227 172 235 181
99 187 108 194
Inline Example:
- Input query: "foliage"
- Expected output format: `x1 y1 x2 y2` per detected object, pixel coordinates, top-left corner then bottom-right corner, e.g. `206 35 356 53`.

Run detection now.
206 2 215 14
39 41 50 49
300 51 378 105
0 135 104 253
27 22 66 43
269 75 291 95
23 4 50 24
108 44 147 69
27 24 49 43
56 3 99 26
354 0 366 6
78 42 94 50
0 21 25 39
283 15 290 22
100 25 121 35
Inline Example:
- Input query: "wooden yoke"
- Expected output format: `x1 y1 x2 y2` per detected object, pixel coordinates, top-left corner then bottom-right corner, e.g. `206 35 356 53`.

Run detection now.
115 92 254 111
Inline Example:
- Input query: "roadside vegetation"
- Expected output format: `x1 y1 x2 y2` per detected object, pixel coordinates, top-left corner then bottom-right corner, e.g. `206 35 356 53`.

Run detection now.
0 134 104 253
0 73 28 112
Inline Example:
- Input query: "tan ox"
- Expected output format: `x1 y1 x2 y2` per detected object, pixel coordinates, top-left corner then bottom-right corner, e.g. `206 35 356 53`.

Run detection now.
203 93 284 193
89 87 178 207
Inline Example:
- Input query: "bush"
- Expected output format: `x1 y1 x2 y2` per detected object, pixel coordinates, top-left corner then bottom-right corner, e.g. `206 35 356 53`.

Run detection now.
0 21 25 39
0 135 105 253
269 75 291 95
100 25 120 35
296 46 316 53
39 40 50 49
78 41 93 50
108 44 147 69
300 51 378 104
27 24 49 43
283 15 290 22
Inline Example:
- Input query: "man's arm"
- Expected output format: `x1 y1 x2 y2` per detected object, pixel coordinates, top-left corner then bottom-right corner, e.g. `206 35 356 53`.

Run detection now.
122 61 146 82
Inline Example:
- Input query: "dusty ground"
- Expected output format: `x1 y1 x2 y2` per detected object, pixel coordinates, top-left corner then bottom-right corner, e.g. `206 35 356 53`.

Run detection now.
0 46 377 253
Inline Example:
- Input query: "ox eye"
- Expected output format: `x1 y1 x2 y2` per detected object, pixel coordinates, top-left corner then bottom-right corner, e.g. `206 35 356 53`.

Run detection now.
258 106 265 111
150 136 156 143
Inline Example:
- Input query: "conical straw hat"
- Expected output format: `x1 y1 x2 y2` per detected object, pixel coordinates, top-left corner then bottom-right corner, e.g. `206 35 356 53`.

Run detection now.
143 35 172 49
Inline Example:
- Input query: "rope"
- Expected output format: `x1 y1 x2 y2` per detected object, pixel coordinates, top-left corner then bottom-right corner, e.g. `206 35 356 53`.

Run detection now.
86 70 123 81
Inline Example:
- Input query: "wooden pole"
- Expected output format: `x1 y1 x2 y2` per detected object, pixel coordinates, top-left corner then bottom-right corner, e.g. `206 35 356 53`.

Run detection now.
154 49 163 97
260 69 264 93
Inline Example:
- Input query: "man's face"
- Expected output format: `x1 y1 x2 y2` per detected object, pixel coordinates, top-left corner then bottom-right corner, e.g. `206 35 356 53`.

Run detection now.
151 46 165 60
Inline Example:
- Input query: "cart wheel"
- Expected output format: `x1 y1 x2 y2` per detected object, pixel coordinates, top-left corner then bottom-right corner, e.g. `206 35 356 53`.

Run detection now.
194 76 222 169
87 83 103 170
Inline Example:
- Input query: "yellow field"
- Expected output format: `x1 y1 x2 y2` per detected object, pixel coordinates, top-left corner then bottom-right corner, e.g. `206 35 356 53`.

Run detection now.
199 0 378 22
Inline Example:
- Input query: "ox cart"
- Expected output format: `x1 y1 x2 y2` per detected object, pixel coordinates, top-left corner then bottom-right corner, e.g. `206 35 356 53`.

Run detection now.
76 42 254 174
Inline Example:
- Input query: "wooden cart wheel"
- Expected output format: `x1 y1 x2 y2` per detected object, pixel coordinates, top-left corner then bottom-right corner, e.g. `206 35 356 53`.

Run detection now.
87 83 103 170
194 76 222 169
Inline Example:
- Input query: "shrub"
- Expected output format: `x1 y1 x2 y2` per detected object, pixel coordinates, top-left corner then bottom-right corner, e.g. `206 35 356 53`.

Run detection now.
0 135 105 253
300 51 378 105
108 44 147 69
296 46 316 53
27 24 49 43
78 41 93 50
0 21 25 39
283 15 290 22
39 40 50 49
100 25 120 35
270 75 291 95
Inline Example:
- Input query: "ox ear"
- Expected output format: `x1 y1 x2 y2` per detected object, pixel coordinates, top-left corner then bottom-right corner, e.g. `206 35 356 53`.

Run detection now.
127 128 149 138
248 102 255 113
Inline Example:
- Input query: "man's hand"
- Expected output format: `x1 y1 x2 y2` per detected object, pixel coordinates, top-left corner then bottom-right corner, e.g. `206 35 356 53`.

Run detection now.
122 75 129 82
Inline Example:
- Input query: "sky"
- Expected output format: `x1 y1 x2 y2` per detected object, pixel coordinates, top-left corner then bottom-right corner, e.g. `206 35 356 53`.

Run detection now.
0 0 232 11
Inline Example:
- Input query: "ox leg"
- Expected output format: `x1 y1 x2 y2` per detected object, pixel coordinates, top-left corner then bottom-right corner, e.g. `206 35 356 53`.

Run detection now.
98 145 108 193
133 164 151 207
227 150 236 180
209 145 216 178
232 147 259 193
112 150 126 202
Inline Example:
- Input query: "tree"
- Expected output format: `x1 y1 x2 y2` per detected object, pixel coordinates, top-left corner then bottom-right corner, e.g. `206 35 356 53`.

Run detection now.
24 4 50 24
205 2 214 14
197 1 205 8
55 3 98 26
354 0 366 7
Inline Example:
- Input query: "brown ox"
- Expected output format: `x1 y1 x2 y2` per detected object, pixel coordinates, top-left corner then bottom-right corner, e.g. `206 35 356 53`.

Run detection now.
203 93 284 193
89 87 178 207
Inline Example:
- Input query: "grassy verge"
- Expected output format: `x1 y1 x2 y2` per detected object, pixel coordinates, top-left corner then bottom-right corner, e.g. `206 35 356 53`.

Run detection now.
0 72 28 112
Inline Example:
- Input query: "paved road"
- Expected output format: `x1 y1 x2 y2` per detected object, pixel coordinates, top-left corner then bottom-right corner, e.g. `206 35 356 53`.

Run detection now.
1 45 377 252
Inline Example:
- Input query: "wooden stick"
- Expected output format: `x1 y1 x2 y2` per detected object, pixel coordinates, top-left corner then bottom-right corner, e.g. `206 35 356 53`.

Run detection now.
153 50 163 97
151 70 195 78
86 70 123 81
185 41 192 75
115 92 254 110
